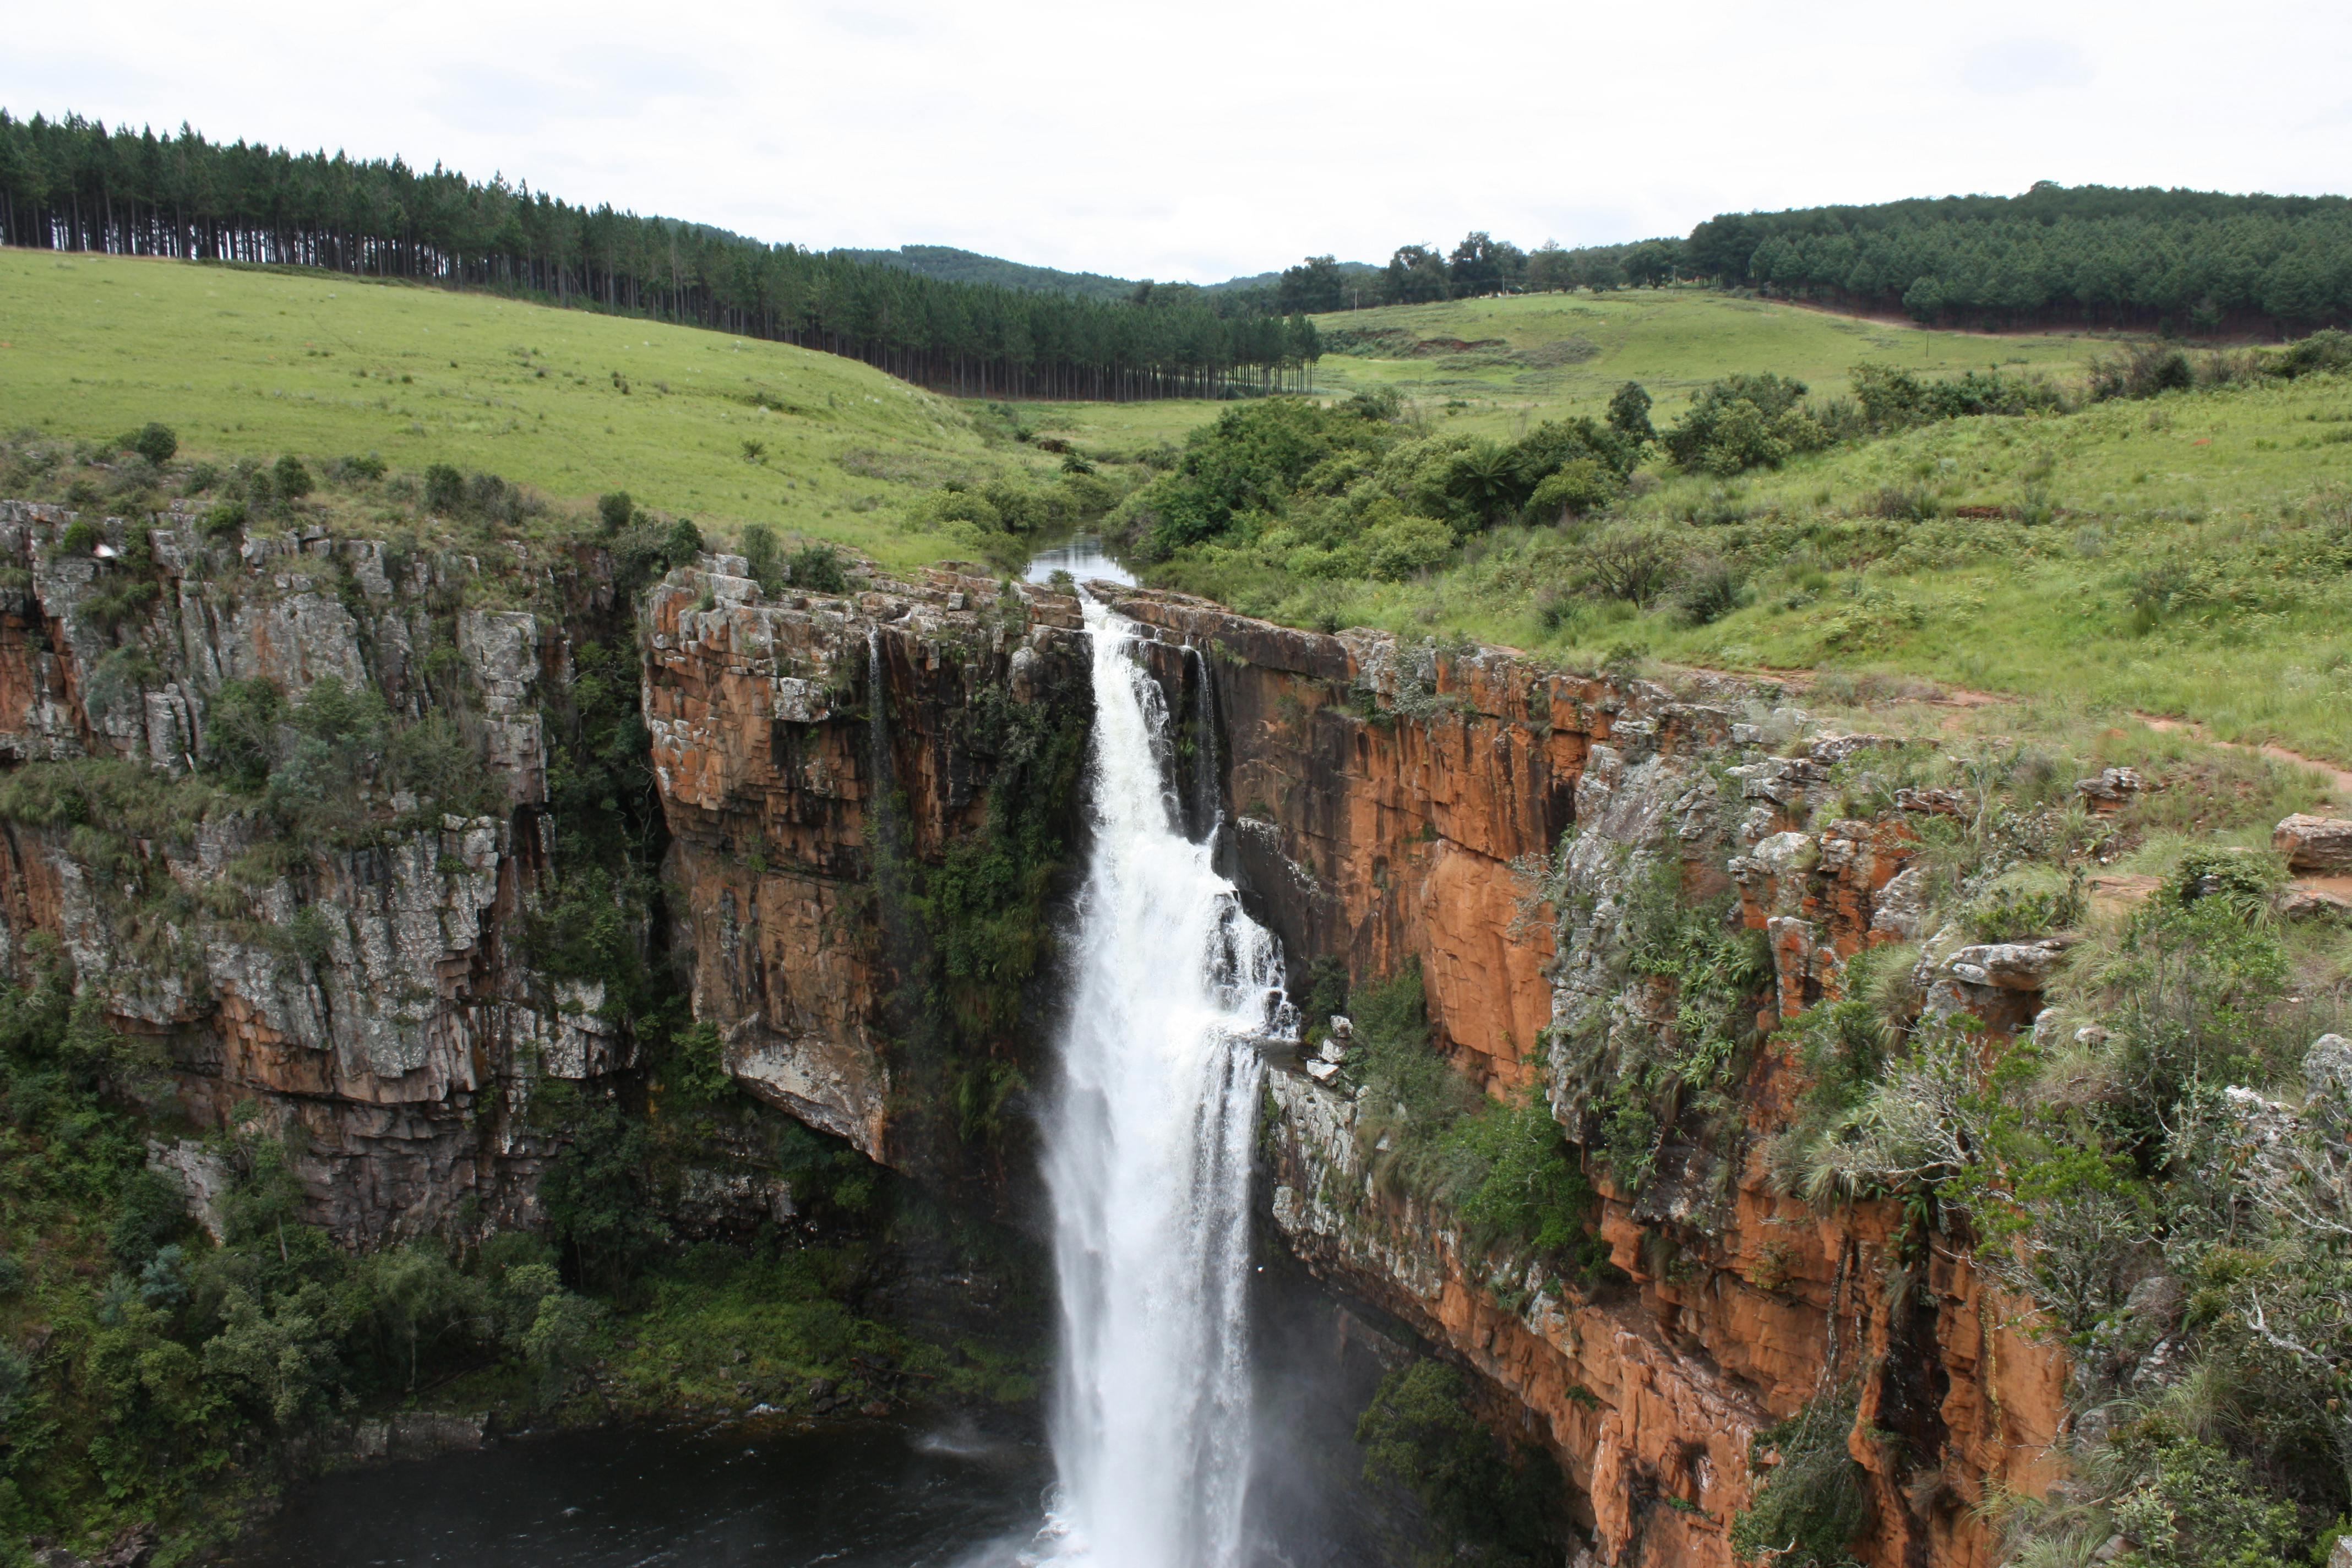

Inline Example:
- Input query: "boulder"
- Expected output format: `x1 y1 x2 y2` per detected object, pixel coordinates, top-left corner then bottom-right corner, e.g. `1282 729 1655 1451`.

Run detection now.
2275 815 2352 874
1943 939 2071 992
2075 767 2148 812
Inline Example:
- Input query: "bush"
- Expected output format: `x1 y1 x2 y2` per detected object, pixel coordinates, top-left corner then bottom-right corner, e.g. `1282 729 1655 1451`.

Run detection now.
123 423 177 466
664 518 704 566
270 455 313 500
200 499 248 539
423 462 465 514
1527 458 1619 519
788 543 848 594
1579 525 1686 607
1966 865 2086 941
58 519 102 554
739 522 782 591
1674 558 1748 625
596 490 634 532
1729 1388 1869 1567
1357 1361 1565 1566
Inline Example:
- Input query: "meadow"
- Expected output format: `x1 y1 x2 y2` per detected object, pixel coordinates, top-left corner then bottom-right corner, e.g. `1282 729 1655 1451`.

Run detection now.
1301 288 2103 433
1155 366 2352 764
0 248 1053 570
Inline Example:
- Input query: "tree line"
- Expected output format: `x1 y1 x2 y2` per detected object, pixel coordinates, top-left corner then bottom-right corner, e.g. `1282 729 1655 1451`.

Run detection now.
1689 182 2352 333
1271 183 2351 336
1273 234 1689 312
0 111 1323 400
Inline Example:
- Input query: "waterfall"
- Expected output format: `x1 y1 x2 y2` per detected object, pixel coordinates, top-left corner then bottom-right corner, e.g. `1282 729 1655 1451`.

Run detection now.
1041 599 1288 1568
1185 644 1223 849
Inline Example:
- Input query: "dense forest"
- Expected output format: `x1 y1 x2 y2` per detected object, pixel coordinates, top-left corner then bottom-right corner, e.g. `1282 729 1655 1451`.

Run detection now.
0 111 1322 400
1282 184 2351 335
831 243 1141 303
1689 183 2352 331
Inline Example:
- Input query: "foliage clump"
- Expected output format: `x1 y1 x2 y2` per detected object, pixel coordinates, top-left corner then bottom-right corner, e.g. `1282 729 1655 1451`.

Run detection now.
1347 965 1608 1278
1357 1360 1568 1567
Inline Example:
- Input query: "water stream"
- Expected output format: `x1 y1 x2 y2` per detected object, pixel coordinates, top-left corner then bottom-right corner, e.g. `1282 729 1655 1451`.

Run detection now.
1039 598 1289 1568
235 582 1302 1568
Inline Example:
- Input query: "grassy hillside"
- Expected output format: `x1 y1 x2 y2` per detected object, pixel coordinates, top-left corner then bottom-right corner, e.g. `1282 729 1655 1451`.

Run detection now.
1007 290 2111 456
1300 289 2105 435
1121 346 2352 764
0 248 1061 570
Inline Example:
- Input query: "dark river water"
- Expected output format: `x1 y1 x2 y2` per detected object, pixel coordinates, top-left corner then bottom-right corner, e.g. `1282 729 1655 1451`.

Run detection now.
228 1419 1052 1568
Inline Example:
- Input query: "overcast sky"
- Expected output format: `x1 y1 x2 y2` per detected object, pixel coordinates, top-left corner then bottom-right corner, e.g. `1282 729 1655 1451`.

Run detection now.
10 0 2350 284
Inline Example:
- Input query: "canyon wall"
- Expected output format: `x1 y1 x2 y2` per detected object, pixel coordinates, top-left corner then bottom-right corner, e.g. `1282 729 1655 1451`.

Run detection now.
0 503 1086 1243
0 499 2067 1566
1108 587 2069 1568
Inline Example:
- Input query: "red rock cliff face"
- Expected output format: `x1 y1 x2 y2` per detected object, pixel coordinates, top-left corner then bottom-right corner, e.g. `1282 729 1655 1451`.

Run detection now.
640 562 1093 1189
1106 587 2067 1568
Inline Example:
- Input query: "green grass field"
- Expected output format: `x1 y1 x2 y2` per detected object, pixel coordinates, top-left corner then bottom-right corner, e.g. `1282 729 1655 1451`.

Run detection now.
1161 367 2352 764
1299 288 2104 435
0 248 1051 570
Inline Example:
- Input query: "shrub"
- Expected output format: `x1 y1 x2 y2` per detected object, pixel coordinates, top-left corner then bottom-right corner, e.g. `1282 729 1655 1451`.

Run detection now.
338 453 386 482
1362 514 1455 581
1607 380 1655 443
1729 1387 1869 1567
200 500 248 540
1357 1361 1565 1566
58 519 102 555
788 543 849 595
1966 865 2087 942
739 522 782 591
1674 558 1748 625
423 462 465 514
663 518 704 567
1526 458 1619 519
270 455 313 500
596 490 634 532
123 423 177 465
1580 525 1686 608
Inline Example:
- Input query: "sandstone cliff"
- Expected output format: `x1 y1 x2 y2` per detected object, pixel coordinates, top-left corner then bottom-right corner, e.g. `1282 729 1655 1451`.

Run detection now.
0 498 2070 1566
1107 587 2069 1568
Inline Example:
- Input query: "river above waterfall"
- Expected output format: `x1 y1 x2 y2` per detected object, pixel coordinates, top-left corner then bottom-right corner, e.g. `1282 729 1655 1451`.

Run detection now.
1021 535 1135 587
227 1419 1050 1567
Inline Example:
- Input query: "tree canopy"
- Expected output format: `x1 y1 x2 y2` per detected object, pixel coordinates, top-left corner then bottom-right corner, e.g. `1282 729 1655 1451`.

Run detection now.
0 111 1321 400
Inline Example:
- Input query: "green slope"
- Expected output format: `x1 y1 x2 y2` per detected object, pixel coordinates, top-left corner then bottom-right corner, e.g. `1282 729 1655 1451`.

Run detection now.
0 249 1041 570
1303 288 2104 433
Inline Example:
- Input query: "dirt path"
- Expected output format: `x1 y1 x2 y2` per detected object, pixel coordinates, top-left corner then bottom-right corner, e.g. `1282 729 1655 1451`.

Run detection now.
1660 661 2349 807
2135 714 2352 804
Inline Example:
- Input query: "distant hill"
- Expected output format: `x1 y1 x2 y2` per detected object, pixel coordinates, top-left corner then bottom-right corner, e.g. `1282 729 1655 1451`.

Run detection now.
1205 261 1382 294
829 244 1141 301
834 244 1381 301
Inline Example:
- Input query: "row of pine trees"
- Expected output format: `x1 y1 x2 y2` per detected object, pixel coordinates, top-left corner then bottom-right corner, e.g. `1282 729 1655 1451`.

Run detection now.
0 111 1322 400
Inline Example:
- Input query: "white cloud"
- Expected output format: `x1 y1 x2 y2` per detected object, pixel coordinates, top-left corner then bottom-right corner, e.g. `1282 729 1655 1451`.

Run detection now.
4 0 2348 281
1962 39 2095 95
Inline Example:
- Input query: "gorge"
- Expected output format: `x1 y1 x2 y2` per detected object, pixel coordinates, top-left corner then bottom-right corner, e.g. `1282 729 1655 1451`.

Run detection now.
0 494 2128 1566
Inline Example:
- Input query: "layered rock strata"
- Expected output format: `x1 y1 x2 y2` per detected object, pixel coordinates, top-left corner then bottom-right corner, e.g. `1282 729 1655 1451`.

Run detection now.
1106 587 2068 1568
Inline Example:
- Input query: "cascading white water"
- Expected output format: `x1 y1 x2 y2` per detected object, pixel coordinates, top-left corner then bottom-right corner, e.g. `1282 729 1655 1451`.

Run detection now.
1040 598 1288 1568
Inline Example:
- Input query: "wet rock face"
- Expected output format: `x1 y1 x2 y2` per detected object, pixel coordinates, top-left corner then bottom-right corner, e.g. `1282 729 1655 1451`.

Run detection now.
641 564 1092 1179
1109 587 2068 1568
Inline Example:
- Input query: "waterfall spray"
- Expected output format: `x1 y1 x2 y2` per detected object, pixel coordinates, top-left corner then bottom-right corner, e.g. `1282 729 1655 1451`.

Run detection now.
1041 599 1288 1568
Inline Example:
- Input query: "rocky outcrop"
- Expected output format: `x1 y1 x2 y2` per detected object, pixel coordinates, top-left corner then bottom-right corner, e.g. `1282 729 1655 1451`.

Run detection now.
1105 587 2068 1568
0 502 618 1239
640 561 1092 1179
